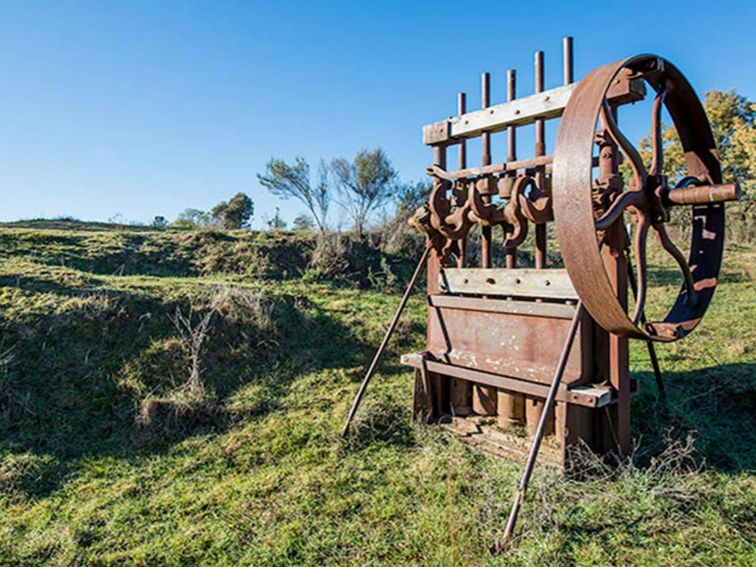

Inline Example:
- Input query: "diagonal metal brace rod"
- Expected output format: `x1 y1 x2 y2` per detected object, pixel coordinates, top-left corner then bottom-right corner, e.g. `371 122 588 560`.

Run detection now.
340 243 431 438
503 302 584 544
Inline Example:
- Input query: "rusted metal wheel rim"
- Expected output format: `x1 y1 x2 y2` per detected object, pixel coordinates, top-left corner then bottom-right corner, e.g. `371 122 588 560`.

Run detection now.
553 54 724 342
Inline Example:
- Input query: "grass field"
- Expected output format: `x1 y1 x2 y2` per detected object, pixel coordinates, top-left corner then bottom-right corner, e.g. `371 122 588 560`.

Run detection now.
0 224 753 565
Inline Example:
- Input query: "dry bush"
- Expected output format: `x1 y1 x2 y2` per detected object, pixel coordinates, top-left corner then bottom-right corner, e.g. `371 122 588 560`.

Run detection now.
169 297 219 396
135 287 278 440
308 233 349 277
211 287 277 344
487 433 704 553
136 386 223 438
166 286 277 395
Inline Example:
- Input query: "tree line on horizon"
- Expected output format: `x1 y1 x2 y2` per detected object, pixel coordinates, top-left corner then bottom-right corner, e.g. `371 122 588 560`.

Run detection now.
155 147 428 236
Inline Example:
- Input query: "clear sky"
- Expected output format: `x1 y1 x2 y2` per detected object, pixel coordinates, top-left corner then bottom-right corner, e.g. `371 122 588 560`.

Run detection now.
0 0 753 228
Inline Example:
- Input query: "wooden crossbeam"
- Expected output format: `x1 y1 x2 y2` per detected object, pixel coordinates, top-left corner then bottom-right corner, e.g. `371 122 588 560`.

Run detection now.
400 353 613 408
424 84 575 145
423 74 645 146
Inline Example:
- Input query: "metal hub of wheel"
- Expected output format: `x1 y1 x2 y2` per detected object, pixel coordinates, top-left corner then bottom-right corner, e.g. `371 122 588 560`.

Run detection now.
553 54 735 342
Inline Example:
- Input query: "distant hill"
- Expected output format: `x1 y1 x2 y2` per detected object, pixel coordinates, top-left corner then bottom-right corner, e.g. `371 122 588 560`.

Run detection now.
0 218 159 232
0 222 423 286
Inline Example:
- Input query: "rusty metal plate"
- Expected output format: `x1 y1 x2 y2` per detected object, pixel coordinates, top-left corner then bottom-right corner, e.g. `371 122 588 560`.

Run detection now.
426 298 591 386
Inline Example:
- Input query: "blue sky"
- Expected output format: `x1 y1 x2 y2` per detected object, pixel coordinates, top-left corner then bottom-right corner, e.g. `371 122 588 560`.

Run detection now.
0 0 753 228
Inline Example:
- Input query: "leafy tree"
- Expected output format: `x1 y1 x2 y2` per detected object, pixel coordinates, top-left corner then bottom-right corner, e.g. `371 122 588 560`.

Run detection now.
258 158 331 233
211 192 254 229
292 214 315 231
173 208 211 229
375 179 432 254
108 213 126 227
627 89 754 237
331 148 398 236
395 180 431 220
151 216 169 229
378 179 432 235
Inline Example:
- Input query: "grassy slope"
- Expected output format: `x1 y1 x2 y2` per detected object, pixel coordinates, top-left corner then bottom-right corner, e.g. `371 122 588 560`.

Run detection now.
0 224 753 566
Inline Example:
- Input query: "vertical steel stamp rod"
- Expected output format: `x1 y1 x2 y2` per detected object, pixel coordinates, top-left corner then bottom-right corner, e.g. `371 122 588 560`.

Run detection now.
563 36 574 85
603 106 632 456
499 67 522 424
534 50 547 270
481 72 493 269
506 69 517 269
341 244 431 438
473 72 497 416
503 303 585 543
457 92 468 268
451 91 473 417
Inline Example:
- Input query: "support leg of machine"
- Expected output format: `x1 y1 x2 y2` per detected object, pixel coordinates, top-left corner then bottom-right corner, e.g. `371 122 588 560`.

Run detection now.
341 245 430 437
503 303 584 543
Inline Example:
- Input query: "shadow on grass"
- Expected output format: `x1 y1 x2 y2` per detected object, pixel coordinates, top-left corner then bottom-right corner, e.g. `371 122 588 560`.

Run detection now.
0 231 200 277
0 229 315 279
632 363 756 472
0 278 370 501
0 273 109 296
645 264 750 287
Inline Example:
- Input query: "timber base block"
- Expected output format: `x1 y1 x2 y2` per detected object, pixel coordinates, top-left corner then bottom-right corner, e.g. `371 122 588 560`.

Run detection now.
407 364 638 472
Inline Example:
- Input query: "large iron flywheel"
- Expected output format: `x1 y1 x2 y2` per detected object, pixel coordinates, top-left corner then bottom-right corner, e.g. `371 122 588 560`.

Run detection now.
553 55 734 342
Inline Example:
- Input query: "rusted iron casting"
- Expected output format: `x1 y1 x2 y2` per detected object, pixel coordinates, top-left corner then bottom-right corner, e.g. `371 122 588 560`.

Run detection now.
344 39 740 485
396 37 740 470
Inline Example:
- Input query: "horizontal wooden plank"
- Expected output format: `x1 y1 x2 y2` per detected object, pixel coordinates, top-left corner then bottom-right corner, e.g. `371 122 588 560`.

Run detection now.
423 74 645 146
401 353 612 408
423 84 574 145
451 84 575 138
428 294 576 320
439 268 578 300
442 417 563 467
422 121 452 145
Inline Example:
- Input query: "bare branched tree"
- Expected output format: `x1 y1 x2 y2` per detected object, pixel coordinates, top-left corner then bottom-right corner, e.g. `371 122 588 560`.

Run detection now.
331 148 398 236
169 299 220 395
258 157 331 233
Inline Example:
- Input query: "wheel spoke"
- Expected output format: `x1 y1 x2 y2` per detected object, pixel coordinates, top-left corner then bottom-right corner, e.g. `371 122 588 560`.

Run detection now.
631 216 649 325
595 190 645 231
654 222 698 302
649 88 667 176
600 100 647 190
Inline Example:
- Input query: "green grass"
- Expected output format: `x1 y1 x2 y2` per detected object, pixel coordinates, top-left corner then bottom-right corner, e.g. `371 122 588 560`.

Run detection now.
0 225 754 565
